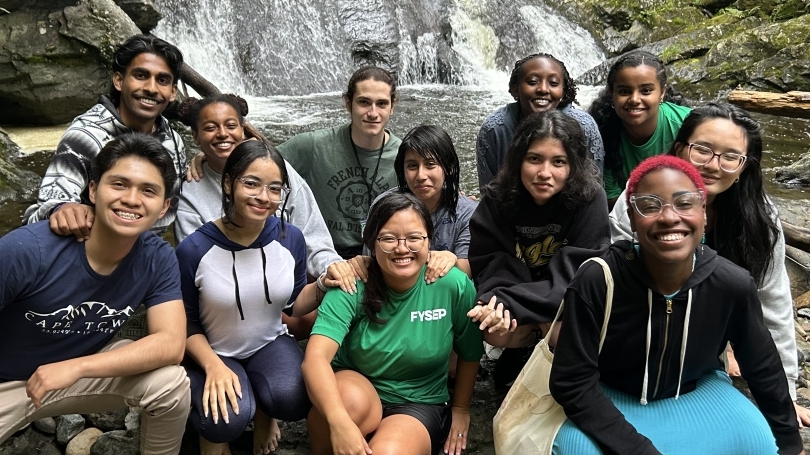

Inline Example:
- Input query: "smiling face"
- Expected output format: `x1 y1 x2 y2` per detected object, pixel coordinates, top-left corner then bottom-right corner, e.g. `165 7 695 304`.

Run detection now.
520 137 570 205
374 208 430 294
403 150 446 212
89 156 170 238
224 157 283 228
113 52 177 132
611 65 665 142
673 118 748 203
629 168 705 268
192 102 245 174
511 57 565 117
346 79 394 142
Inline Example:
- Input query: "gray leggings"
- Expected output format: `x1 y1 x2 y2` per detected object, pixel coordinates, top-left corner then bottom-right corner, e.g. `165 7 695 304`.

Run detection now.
185 334 311 443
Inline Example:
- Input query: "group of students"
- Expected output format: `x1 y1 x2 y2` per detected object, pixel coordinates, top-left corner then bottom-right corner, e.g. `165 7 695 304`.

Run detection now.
0 32 806 455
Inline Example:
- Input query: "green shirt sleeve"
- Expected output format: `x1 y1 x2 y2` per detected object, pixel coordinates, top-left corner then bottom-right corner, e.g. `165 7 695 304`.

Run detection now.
451 271 485 362
311 287 360 347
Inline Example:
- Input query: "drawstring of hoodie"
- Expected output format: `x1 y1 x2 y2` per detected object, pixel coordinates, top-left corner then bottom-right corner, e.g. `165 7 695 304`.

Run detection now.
232 249 274 320
640 288 694 405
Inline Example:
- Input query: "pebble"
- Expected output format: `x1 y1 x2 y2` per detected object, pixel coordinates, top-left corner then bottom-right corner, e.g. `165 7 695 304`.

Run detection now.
33 417 57 435
56 414 85 445
66 428 103 455
89 430 139 455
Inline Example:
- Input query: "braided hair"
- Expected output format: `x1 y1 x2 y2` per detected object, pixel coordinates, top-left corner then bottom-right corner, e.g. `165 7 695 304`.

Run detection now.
508 53 578 109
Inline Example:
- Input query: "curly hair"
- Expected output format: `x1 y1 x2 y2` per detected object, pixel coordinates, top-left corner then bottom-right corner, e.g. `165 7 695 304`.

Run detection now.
360 192 434 324
177 94 248 131
508 53 577 109
589 50 687 192
483 110 601 217
668 103 778 285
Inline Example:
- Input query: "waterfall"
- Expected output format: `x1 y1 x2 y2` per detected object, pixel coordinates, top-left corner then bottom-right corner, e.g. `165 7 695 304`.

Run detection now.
153 0 604 95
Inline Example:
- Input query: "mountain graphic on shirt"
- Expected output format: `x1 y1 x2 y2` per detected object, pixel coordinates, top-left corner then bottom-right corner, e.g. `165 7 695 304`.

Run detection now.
25 301 135 321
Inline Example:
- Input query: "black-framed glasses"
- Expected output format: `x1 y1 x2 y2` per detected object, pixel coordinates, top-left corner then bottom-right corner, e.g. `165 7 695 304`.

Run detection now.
237 177 289 202
377 235 428 253
629 191 704 218
687 143 747 173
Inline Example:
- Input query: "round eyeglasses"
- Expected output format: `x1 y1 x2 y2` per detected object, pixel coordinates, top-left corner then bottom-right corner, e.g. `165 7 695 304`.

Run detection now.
629 191 704 218
237 177 289 202
377 235 428 253
688 143 747 173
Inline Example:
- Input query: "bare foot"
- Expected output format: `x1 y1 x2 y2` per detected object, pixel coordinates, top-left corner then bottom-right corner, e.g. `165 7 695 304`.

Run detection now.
726 345 741 377
253 409 281 455
200 436 232 455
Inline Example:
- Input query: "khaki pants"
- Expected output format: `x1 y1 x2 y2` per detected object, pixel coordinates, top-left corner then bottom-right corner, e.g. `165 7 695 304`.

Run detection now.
0 339 190 455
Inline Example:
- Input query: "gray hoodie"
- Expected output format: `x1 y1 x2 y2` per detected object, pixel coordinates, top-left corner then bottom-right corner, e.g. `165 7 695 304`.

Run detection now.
174 161 342 277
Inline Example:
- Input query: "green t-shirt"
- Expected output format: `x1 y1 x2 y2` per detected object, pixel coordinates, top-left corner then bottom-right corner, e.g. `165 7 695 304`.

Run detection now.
603 102 692 199
277 124 401 257
312 266 484 405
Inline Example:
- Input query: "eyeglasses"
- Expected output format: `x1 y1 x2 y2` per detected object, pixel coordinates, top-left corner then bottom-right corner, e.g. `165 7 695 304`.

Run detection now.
237 177 289 202
377 235 428 253
629 191 704 218
687 143 747 173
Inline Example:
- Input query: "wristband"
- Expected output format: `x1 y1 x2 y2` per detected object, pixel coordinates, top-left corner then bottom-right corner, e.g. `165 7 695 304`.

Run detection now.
316 273 328 293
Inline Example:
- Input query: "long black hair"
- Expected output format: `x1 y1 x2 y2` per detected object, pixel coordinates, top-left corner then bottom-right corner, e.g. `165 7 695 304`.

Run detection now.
589 50 686 191
508 53 577 109
394 125 460 219
361 192 434 324
483 110 601 217
669 103 778 285
220 140 289 233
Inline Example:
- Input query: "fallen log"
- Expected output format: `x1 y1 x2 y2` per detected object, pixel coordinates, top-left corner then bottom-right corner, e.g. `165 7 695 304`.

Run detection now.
783 221 810 254
728 90 810 119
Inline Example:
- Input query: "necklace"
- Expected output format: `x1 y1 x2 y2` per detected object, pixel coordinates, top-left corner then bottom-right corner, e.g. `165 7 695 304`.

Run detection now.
349 126 386 208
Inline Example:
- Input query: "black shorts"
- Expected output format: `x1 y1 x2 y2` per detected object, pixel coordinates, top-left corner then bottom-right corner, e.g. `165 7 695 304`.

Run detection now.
381 402 452 454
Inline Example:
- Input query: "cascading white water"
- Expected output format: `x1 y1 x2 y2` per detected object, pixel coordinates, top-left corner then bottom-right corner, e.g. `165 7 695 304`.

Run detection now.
153 0 604 94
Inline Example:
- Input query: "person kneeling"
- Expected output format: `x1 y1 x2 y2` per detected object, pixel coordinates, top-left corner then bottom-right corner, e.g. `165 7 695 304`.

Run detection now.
0 133 190 455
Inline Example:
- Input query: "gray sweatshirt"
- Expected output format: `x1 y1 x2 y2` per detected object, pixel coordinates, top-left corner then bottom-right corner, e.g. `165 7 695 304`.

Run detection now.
610 191 799 400
174 161 343 277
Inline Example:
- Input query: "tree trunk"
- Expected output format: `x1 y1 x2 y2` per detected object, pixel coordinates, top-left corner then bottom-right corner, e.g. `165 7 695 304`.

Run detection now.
727 90 810 119
783 221 810 254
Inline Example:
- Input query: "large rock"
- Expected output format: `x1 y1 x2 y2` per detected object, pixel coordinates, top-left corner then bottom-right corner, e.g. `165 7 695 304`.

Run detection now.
776 152 810 186
0 130 42 202
0 0 140 125
112 0 161 33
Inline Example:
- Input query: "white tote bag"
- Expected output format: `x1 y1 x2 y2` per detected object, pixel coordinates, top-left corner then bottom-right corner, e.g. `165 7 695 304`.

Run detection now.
492 257 614 455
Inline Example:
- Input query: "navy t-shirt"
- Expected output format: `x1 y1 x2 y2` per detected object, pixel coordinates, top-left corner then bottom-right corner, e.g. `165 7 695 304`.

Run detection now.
0 222 182 382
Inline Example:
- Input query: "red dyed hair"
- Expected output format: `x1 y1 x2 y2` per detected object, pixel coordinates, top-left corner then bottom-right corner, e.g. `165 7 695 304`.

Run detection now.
626 155 707 205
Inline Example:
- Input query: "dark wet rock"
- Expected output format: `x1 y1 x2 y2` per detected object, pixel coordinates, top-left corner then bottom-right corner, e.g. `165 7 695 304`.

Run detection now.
90 430 139 455
56 414 86 445
84 408 128 432
0 130 41 203
0 426 60 455
0 0 139 125
112 0 161 33
776 152 810 187
33 417 57 435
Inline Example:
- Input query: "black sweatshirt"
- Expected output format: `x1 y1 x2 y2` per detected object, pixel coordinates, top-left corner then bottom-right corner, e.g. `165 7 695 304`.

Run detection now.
469 190 610 325
550 241 801 455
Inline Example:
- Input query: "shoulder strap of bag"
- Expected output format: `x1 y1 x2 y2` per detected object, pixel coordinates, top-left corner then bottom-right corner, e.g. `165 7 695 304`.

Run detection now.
548 257 614 354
